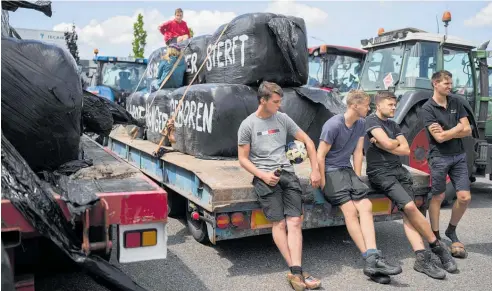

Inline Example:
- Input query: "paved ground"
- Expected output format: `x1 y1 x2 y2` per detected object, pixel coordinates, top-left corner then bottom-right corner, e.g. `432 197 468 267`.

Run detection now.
36 178 491 291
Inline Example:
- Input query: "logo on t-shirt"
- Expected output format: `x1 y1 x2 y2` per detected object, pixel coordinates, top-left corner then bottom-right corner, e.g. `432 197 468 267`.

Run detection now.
257 129 280 136
450 109 457 114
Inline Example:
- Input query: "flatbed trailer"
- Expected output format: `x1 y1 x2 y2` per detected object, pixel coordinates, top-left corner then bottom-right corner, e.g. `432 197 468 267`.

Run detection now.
1 135 168 290
108 128 430 244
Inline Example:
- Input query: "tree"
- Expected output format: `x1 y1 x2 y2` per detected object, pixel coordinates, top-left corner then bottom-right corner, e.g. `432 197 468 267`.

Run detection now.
132 13 147 58
189 27 194 38
64 23 80 65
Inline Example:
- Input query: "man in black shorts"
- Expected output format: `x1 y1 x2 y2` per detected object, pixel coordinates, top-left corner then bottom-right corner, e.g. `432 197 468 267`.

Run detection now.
317 89 402 284
365 91 457 279
421 70 472 259
238 81 321 291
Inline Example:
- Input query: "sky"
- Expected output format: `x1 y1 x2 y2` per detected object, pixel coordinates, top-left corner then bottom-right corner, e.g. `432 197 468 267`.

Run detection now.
7 0 492 60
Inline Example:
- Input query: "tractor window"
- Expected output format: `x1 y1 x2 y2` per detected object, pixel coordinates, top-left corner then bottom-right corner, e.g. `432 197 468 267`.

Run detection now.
308 56 323 87
101 62 147 92
401 41 438 89
360 44 404 90
443 47 474 98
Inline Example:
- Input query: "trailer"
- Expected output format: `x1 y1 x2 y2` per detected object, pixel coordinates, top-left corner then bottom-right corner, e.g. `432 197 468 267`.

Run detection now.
1 135 168 290
108 128 430 244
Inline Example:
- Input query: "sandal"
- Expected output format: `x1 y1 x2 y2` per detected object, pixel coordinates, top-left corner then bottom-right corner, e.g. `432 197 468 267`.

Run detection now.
287 273 306 291
302 272 322 289
450 242 468 258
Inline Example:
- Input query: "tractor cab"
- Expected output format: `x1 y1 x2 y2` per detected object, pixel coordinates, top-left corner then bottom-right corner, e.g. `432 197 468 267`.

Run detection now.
308 45 366 96
87 49 148 108
357 11 492 194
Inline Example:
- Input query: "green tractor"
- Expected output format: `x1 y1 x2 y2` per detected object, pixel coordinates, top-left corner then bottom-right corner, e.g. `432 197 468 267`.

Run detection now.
358 21 492 203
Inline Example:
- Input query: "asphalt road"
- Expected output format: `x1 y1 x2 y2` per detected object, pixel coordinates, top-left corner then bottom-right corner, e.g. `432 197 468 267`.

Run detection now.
36 178 491 291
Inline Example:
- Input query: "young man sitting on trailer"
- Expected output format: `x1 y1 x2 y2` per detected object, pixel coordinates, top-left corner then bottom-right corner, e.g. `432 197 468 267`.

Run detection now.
316 89 402 284
365 91 457 279
237 81 322 291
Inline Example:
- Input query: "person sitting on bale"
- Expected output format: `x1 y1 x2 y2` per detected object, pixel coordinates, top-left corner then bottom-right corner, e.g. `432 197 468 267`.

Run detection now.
152 44 186 91
158 8 191 46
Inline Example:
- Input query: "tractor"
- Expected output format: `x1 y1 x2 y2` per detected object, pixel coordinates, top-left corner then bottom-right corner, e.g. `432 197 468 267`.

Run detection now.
357 12 492 203
86 49 148 108
307 44 366 96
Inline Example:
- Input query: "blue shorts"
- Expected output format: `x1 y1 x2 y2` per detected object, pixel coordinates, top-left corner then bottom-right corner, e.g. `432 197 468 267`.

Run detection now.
428 153 470 195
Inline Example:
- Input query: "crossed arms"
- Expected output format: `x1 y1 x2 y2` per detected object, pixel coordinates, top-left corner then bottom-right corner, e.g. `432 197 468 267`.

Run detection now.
427 117 471 143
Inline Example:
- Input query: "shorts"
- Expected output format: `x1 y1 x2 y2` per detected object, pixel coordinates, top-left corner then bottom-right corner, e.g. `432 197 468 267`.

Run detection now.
429 152 470 195
323 168 369 206
367 164 415 211
252 170 303 222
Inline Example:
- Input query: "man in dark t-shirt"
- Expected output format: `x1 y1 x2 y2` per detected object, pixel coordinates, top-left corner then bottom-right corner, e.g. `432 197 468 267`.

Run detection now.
421 70 472 259
365 91 457 279
317 89 401 284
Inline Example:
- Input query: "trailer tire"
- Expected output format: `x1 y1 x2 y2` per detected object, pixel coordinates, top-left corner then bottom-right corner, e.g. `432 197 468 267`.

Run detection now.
167 190 186 218
186 204 210 244
399 104 456 204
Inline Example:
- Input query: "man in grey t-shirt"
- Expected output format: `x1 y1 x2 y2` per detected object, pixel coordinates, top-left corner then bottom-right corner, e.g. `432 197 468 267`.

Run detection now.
317 90 401 284
238 81 321 291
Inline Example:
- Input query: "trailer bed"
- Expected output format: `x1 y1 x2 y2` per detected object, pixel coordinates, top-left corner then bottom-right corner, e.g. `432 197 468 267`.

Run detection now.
109 128 430 212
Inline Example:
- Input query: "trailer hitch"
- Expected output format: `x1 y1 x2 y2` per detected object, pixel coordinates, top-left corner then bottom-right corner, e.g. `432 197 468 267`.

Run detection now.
81 198 112 256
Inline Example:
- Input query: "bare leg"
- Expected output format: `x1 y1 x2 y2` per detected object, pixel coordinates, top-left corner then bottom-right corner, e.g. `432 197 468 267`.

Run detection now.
339 201 367 253
402 214 426 251
286 216 303 267
449 190 471 226
428 193 445 233
353 198 377 250
272 220 292 266
403 202 437 243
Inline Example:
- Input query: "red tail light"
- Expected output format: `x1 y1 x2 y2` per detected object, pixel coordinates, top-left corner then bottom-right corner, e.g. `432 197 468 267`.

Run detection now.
231 212 245 227
216 214 230 229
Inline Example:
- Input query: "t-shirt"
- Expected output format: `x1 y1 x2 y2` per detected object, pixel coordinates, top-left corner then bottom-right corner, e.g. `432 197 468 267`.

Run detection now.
159 20 190 43
364 113 403 170
319 114 365 172
237 112 301 173
421 95 468 158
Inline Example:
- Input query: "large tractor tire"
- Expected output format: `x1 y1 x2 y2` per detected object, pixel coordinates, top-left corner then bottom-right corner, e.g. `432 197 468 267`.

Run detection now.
399 104 456 206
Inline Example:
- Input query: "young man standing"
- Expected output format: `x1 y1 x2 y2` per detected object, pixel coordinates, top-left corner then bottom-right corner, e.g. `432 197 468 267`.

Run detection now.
238 81 321 291
317 90 402 284
158 8 191 46
365 91 457 279
421 70 472 259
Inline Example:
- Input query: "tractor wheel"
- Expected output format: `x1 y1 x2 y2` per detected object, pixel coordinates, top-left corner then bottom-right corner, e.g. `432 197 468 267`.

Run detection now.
399 104 456 205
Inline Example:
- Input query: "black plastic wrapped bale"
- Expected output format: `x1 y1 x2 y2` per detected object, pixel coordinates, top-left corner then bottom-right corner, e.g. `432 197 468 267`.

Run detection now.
145 47 167 91
126 91 148 138
204 13 308 87
83 90 114 136
1 134 148 291
1 37 82 172
169 84 258 157
178 35 212 85
145 89 176 144
280 86 346 147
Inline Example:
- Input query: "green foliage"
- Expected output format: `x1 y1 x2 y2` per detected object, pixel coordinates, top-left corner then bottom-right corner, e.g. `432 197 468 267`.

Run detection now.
132 13 147 58
64 23 80 65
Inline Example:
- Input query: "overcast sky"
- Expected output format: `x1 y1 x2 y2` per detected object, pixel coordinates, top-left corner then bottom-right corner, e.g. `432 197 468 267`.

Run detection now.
8 0 492 59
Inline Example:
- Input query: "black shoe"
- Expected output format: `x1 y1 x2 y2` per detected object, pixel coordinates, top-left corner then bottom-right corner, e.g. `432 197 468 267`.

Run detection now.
369 274 391 284
414 251 446 280
364 251 403 276
431 241 458 273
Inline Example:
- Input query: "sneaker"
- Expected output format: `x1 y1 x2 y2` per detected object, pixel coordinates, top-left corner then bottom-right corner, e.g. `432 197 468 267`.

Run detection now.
369 274 391 284
414 251 446 279
302 272 321 289
287 273 306 291
364 251 403 276
431 242 458 273
430 251 443 269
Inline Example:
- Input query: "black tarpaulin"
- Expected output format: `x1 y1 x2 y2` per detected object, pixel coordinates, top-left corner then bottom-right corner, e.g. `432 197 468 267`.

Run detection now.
1 134 148 291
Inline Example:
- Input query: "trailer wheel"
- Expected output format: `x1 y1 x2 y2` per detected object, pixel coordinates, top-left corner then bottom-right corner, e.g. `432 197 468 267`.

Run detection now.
399 104 456 205
185 204 210 244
